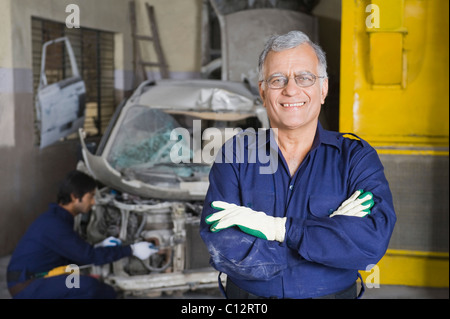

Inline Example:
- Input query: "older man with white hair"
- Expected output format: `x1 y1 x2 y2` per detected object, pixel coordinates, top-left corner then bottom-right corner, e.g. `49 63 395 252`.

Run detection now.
200 31 396 299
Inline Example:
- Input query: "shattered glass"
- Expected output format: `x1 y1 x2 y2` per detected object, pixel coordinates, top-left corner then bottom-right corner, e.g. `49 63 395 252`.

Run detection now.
106 106 209 183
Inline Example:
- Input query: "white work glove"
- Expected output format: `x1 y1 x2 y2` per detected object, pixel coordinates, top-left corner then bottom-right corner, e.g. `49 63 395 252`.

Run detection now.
329 190 374 218
131 242 159 260
206 201 286 242
94 236 122 248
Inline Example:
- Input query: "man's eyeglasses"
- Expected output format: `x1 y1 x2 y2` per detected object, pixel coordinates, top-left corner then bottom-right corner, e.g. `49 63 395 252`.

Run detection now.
264 73 326 89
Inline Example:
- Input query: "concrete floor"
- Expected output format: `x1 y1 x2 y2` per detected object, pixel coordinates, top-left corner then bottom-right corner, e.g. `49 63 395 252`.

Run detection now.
1 255 447 299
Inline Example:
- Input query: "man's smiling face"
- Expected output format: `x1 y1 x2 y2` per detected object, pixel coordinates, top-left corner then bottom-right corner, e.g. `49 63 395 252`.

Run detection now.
259 43 328 132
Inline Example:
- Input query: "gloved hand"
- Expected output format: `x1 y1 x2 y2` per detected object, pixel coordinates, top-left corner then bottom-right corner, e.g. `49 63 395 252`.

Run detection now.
131 242 159 260
206 201 286 242
94 236 122 248
329 190 374 218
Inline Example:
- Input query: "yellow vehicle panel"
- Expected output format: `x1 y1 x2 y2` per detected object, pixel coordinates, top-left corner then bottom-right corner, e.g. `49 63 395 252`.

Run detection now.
340 0 449 147
340 0 449 288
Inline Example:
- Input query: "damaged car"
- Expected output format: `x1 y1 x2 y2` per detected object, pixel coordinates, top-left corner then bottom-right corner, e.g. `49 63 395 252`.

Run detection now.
76 79 267 296
75 0 319 297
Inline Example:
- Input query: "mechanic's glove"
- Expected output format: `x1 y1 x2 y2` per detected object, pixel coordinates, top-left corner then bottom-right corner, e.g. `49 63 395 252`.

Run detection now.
131 242 159 260
206 201 286 242
94 236 122 248
329 190 374 218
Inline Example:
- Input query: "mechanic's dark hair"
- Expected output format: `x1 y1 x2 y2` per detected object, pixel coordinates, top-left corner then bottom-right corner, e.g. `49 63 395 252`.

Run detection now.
57 170 97 205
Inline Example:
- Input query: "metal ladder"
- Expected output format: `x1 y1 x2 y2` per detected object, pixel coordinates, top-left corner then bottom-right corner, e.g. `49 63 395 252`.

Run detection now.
129 1 169 86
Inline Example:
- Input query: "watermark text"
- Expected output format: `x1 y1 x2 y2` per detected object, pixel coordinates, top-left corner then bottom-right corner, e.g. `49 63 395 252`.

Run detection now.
169 120 279 175
66 4 80 28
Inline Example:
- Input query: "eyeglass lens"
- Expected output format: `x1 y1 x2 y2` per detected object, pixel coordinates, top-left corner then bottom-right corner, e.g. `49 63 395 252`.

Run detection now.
267 73 317 88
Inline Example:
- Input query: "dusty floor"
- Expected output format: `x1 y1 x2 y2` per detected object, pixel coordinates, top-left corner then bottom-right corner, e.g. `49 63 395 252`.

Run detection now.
1 255 447 299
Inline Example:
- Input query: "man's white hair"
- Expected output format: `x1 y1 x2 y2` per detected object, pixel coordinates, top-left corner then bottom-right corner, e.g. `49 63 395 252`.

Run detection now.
258 31 328 88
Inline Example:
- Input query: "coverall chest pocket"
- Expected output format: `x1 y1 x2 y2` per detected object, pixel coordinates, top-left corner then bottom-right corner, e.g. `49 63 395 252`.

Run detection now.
308 194 345 218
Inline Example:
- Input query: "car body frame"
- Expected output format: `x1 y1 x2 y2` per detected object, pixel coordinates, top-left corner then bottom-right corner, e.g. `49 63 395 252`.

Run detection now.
77 79 266 296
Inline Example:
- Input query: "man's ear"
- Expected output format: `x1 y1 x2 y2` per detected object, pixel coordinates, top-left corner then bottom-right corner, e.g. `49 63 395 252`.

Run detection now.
321 78 329 105
70 193 79 203
258 81 266 106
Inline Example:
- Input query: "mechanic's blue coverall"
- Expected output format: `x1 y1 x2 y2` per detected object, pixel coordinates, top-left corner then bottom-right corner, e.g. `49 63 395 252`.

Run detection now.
7 203 132 299
200 123 396 299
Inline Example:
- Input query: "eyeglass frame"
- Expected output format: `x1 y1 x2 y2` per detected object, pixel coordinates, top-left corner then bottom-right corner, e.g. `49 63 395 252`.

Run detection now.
263 72 327 89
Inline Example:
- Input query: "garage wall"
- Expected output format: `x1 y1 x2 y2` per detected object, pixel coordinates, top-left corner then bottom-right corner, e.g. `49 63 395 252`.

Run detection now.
0 0 202 256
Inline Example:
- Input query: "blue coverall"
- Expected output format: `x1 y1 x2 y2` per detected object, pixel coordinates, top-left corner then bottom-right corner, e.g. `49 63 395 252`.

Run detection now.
7 203 132 298
200 123 396 298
